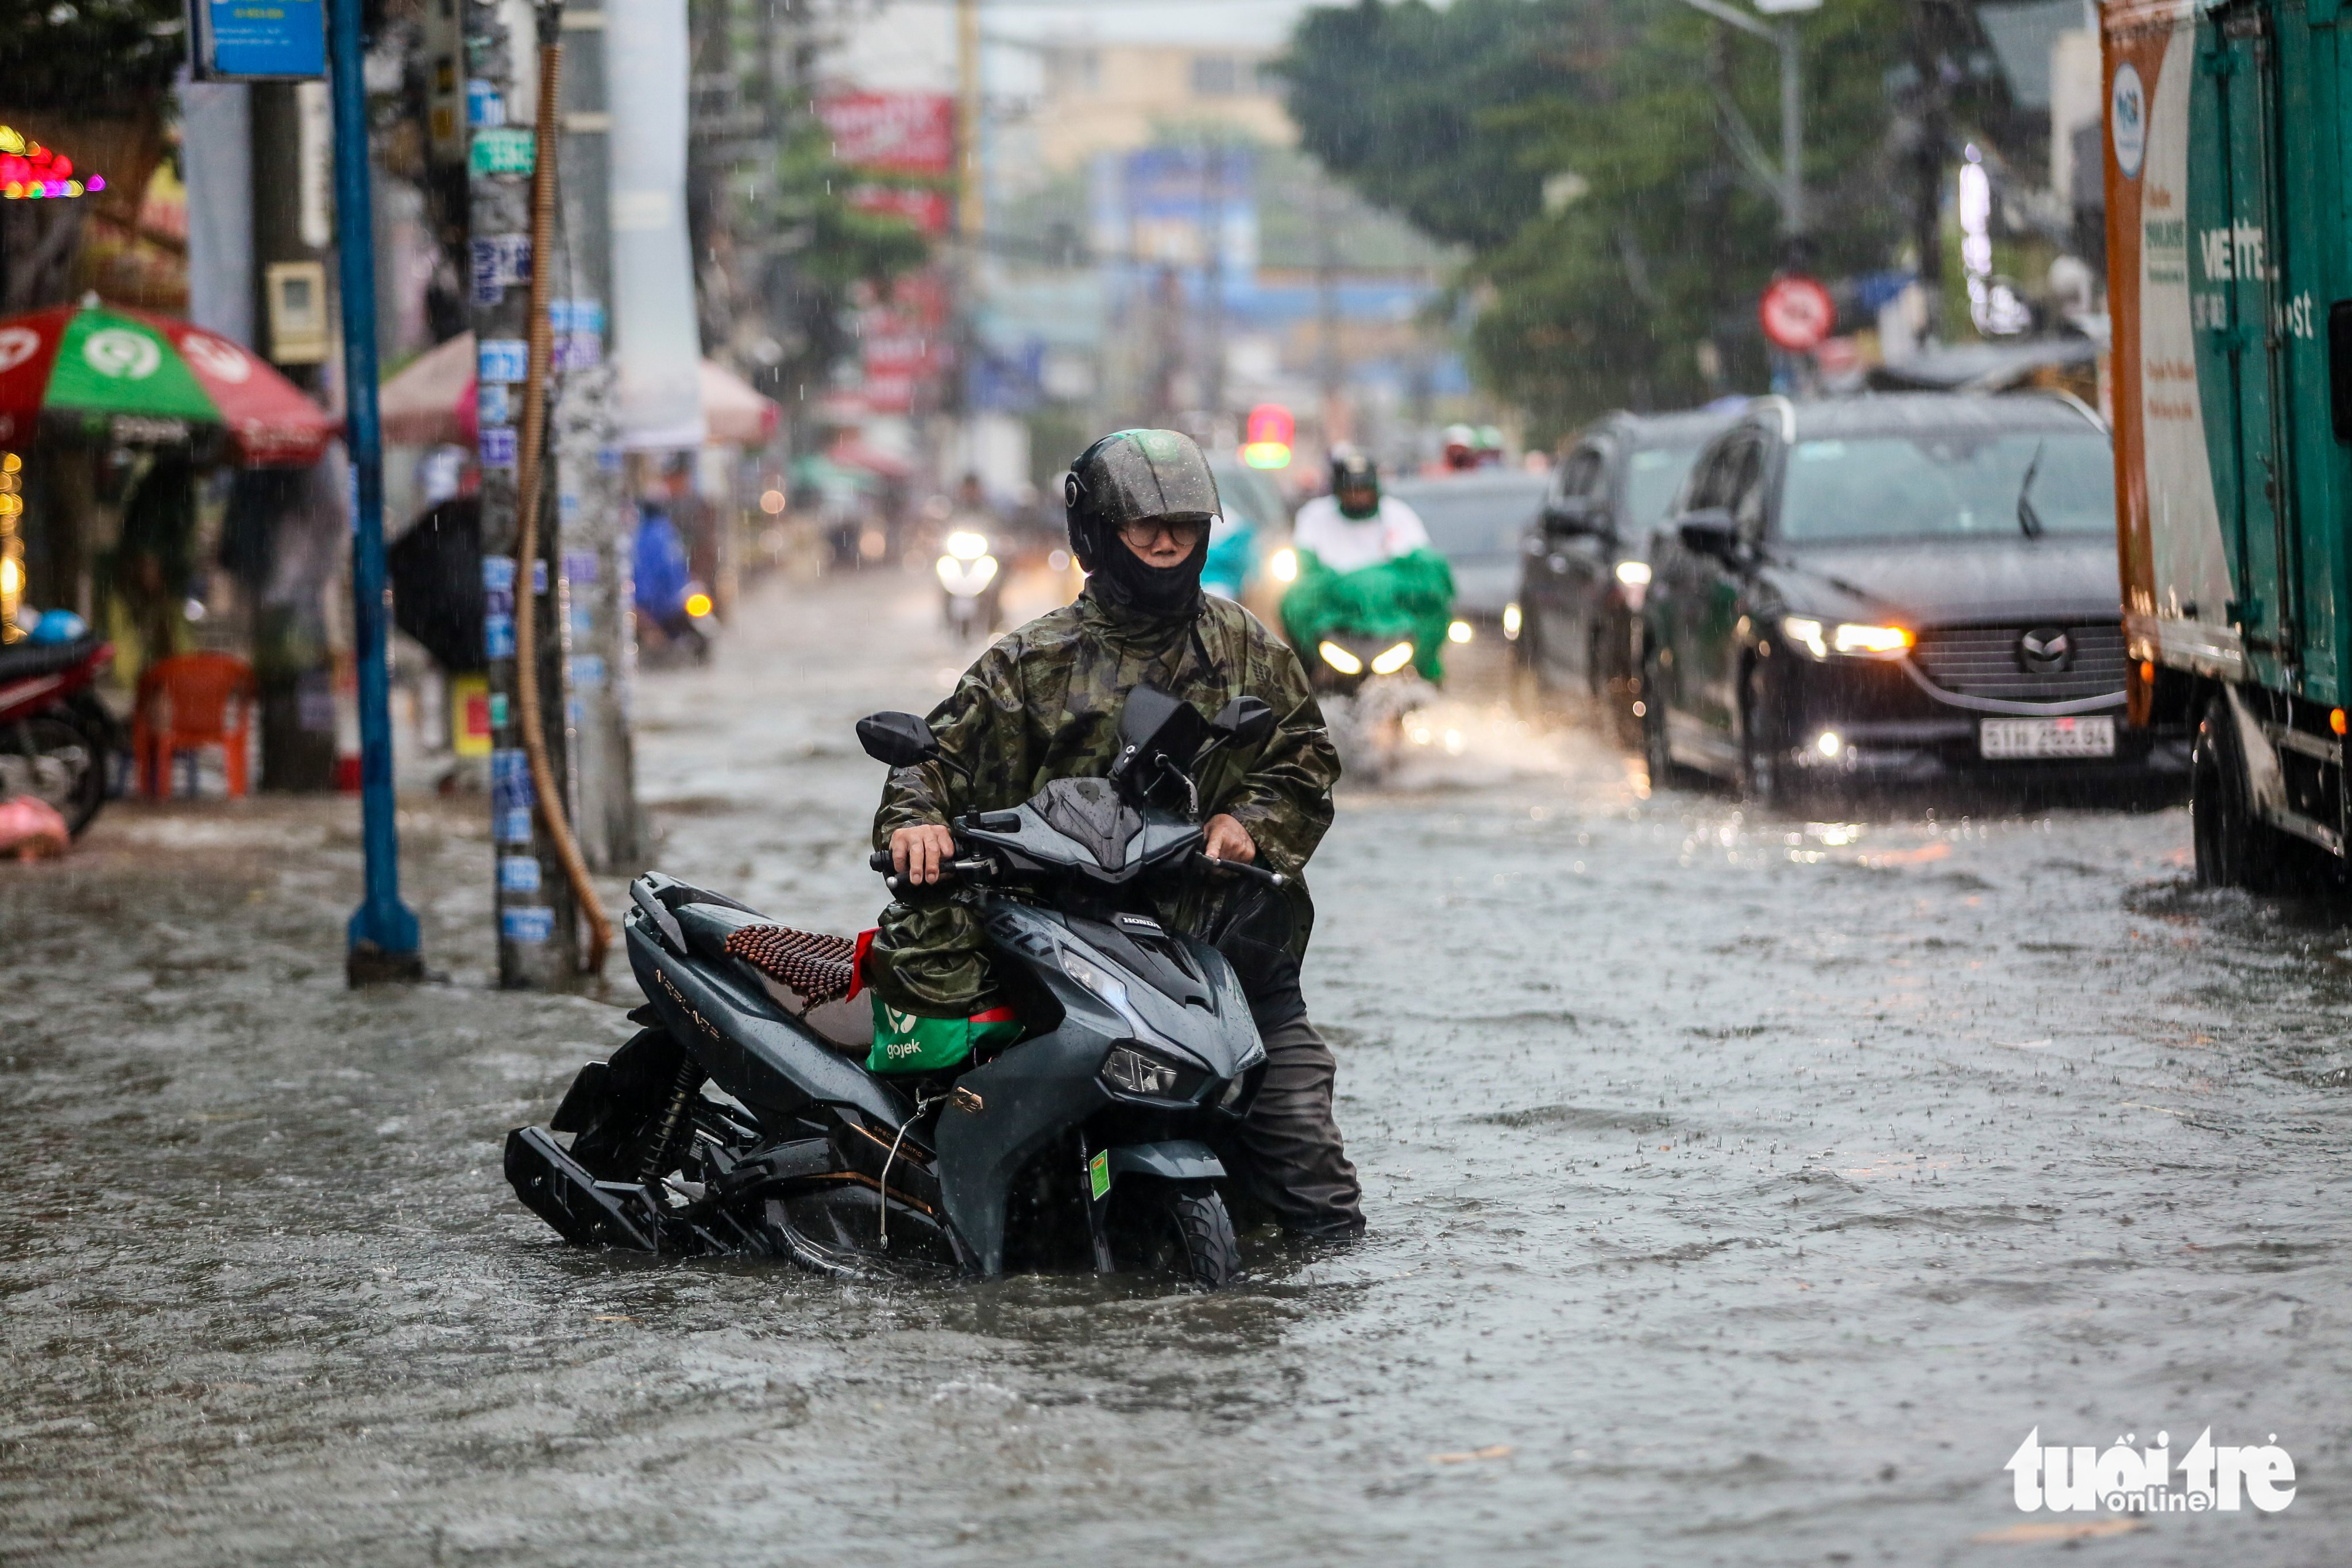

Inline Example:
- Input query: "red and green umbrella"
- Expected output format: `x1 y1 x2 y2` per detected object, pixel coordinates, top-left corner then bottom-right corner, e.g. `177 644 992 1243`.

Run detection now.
0 303 334 466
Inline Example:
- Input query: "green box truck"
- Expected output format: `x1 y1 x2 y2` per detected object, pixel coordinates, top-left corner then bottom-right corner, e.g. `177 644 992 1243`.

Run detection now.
2108 0 2352 882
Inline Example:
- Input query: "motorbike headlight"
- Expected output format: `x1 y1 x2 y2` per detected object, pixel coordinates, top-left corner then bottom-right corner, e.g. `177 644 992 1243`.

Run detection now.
1318 640 1364 675
935 554 962 589
969 554 998 588
946 529 990 561
1100 1044 1186 1098
683 592 714 619
1216 1074 1246 1109
1447 620 1473 644
1060 950 1127 1010
1615 560 1652 587
1270 546 1299 583
1370 641 1415 675
1501 602 1521 640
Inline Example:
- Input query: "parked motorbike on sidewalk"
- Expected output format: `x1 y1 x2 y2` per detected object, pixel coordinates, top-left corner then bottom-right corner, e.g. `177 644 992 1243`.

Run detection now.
936 526 1003 640
0 629 119 837
505 685 1284 1287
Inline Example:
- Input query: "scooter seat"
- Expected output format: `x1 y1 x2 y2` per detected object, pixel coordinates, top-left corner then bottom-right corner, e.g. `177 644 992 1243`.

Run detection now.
722 921 872 1055
0 635 100 683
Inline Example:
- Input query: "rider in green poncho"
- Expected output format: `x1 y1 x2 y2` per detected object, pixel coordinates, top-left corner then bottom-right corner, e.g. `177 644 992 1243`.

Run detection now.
1280 447 1455 682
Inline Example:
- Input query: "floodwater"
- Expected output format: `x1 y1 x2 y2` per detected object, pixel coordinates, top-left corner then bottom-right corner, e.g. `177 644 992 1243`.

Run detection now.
4 570 2348 1566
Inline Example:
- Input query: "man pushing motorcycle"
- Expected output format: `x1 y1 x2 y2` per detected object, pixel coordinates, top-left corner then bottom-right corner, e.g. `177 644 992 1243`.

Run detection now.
867 428 1364 1241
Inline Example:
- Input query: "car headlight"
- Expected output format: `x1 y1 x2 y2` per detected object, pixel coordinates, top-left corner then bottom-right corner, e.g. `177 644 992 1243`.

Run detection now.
1370 641 1415 675
1318 639 1364 675
1101 1043 1187 1098
1781 616 1910 660
945 529 990 561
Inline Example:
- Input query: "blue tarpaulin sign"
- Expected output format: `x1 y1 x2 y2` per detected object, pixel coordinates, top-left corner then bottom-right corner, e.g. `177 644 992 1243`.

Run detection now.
202 0 327 79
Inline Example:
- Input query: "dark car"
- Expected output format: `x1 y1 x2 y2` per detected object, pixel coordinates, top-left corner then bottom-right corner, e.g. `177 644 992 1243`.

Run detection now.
1513 408 1737 706
1639 392 2189 801
1387 470 1550 625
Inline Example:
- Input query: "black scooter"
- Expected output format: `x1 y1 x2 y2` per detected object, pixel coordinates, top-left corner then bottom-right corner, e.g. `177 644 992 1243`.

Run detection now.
505 686 1287 1287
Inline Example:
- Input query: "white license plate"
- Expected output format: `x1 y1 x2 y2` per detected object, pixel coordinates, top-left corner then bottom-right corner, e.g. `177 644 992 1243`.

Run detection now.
1979 716 2117 759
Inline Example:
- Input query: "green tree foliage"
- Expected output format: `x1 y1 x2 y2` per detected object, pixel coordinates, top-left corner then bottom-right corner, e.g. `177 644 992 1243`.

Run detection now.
1279 0 1565 253
1283 0 1918 432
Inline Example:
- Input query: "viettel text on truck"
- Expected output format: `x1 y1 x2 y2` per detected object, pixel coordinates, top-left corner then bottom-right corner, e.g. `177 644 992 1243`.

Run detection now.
2106 0 2352 884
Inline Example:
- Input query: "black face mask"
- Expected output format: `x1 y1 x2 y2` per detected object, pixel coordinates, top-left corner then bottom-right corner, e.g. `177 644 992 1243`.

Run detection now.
1090 527 1207 617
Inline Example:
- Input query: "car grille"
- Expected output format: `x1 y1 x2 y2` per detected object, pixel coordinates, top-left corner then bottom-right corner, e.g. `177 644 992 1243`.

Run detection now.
1910 622 2129 704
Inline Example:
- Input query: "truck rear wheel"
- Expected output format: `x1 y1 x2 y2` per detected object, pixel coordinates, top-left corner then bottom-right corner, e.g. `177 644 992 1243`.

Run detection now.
2191 693 2284 891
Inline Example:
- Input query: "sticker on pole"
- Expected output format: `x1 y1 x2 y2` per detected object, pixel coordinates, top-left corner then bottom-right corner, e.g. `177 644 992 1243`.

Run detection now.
1758 273 1836 353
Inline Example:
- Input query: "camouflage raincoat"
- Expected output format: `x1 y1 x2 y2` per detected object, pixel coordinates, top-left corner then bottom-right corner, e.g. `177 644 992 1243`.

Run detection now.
868 586 1341 1018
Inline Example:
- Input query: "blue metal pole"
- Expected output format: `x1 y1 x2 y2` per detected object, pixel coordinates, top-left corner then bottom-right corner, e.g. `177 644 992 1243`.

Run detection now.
329 0 422 982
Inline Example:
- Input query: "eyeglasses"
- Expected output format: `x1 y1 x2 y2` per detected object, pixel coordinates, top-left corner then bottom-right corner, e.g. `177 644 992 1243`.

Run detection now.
1117 517 1208 548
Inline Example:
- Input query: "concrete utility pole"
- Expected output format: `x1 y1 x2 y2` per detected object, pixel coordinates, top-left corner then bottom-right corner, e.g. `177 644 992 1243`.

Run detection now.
555 2 644 874
1679 0 1817 257
248 81 341 791
466 0 578 987
957 0 983 244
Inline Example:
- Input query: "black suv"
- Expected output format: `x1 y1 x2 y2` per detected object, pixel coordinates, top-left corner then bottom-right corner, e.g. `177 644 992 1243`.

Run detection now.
1639 392 2190 800
1513 409 1735 716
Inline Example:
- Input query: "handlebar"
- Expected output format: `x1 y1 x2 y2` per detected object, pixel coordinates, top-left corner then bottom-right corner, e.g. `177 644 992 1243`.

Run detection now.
866 844 1288 889
1194 851 1289 890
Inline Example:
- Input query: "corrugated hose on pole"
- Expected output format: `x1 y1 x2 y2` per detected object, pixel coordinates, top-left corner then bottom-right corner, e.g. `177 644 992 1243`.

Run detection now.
513 0 613 974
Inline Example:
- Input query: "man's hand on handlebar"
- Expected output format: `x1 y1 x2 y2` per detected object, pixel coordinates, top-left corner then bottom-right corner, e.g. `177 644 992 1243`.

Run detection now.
891 822 959 885
1202 814 1257 865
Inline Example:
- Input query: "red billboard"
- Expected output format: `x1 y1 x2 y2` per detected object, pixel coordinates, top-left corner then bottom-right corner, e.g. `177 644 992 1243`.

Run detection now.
818 92 955 238
818 92 953 174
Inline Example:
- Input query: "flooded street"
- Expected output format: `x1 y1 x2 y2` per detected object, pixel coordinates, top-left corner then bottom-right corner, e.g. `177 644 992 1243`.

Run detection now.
5 569 2349 1566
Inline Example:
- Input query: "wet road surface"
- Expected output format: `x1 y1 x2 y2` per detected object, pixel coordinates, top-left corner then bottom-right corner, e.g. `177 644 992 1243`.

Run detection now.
4 569 2348 1565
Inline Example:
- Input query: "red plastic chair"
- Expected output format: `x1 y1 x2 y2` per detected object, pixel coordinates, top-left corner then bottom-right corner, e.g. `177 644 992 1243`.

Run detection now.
134 652 256 799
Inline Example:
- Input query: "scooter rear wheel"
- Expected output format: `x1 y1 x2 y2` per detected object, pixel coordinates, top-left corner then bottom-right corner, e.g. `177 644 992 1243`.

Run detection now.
6 712 108 837
1111 1182 1240 1289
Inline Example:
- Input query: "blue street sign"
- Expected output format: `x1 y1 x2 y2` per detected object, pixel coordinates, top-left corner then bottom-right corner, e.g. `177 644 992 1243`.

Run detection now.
202 0 327 80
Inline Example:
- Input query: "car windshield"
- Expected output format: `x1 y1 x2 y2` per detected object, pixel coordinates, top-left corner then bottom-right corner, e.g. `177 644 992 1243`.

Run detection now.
1778 431 2114 543
1396 480 1546 562
1623 445 1701 531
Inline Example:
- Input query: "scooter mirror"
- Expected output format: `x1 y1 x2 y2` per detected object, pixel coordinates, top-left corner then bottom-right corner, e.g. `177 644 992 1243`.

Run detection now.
1211 696 1275 748
858 712 940 768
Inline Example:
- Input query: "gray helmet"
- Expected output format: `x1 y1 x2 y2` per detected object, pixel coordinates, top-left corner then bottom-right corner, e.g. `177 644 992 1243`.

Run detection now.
1064 428 1219 615
1064 428 1221 568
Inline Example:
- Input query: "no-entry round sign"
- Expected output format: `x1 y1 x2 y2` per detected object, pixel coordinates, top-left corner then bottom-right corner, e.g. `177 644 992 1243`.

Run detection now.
1758 273 1836 353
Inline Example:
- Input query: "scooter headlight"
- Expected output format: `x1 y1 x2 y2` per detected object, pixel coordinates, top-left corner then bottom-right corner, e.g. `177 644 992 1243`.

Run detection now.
1101 1044 1188 1098
1318 640 1364 675
935 553 998 594
945 529 990 561
1370 641 1415 675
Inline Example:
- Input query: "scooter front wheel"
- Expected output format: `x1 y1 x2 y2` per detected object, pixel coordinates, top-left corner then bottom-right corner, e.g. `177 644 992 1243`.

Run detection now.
1110 1181 1240 1289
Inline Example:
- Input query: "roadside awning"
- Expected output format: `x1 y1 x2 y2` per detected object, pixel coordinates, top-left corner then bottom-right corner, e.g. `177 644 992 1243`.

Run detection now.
381 333 780 449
